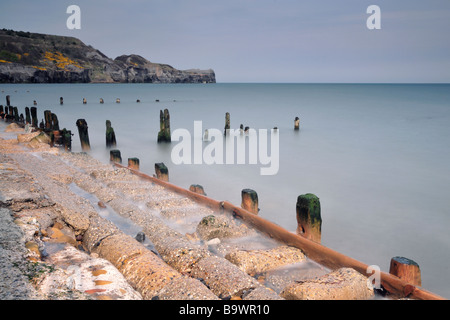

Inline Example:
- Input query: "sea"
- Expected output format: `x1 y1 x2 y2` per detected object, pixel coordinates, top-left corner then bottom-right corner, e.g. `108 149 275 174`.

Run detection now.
1 83 449 298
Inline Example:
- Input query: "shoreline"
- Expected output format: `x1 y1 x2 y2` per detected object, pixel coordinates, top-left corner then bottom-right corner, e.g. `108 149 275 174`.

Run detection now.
0 121 445 300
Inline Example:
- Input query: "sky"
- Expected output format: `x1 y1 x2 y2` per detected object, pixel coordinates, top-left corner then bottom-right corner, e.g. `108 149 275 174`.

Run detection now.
1 0 449 83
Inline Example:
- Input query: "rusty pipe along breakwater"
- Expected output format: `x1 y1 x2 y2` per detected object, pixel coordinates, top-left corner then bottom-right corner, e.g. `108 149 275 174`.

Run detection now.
114 162 445 300
2 100 445 300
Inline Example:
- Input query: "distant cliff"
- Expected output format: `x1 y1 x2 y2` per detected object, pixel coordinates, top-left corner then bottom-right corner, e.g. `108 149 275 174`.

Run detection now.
0 29 216 84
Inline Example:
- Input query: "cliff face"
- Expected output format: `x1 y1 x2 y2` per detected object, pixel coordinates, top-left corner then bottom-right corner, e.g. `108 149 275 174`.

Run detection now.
113 55 215 84
0 29 215 84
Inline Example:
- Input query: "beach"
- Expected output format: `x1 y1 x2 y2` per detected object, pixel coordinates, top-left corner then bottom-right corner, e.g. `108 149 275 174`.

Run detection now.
1 111 447 301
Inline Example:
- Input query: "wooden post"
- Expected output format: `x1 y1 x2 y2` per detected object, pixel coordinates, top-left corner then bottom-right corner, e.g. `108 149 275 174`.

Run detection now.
296 193 322 243
110 150 122 163
60 97 64 105
190 184 206 196
50 130 62 148
62 128 72 151
294 117 300 130
155 162 169 181
241 189 259 215
116 98 120 103
100 98 104 104
51 113 59 131
30 107 38 127
128 158 140 170
76 119 91 151
389 257 422 287
83 98 87 104
6 95 10 107
44 110 52 130
105 120 117 148
25 107 31 124
157 109 171 143
13 107 19 122
224 112 230 135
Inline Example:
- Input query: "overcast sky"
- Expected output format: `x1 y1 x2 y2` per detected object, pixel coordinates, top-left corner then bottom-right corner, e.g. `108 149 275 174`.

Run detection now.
1 0 449 83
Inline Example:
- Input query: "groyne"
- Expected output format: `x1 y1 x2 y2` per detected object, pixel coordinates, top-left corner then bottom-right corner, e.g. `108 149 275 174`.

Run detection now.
0 100 446 300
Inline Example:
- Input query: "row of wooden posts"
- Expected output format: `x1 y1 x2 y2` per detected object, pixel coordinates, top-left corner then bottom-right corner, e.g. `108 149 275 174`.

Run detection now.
75 108 167 151
4 104 299 154
0 97 72 151
225 111 301 135
81 97 127 105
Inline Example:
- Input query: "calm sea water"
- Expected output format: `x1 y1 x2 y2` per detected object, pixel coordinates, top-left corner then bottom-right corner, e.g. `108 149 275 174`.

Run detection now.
1 83 449 298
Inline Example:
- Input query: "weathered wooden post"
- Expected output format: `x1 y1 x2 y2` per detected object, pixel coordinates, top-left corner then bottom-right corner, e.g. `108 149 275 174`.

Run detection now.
157 109 171 143
241 189 259 215
155 162 169 181
60 97 64 105
110 150 122 163
44 110 52 130
100 98 104 104
51 113 59 131
3 107 11 121
30 107 38 127
224 112 230 135
128 158 140 170
50 130 60 148
163 109 171 141
33 100 37 106
62 128 72 151
83 98 87 104
105 120 117 148
389 257 422 287
6 95 10 107
13 107 19 122
296 193 322 243
294 117 300 130
25 107 31 124
76 119 91 151
190 184 206 196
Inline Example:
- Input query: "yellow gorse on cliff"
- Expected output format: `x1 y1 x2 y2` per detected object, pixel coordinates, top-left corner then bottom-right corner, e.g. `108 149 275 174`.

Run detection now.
43 51 83 71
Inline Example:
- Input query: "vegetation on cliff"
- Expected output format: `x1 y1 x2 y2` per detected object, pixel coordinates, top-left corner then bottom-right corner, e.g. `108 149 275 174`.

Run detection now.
0 29 215 84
